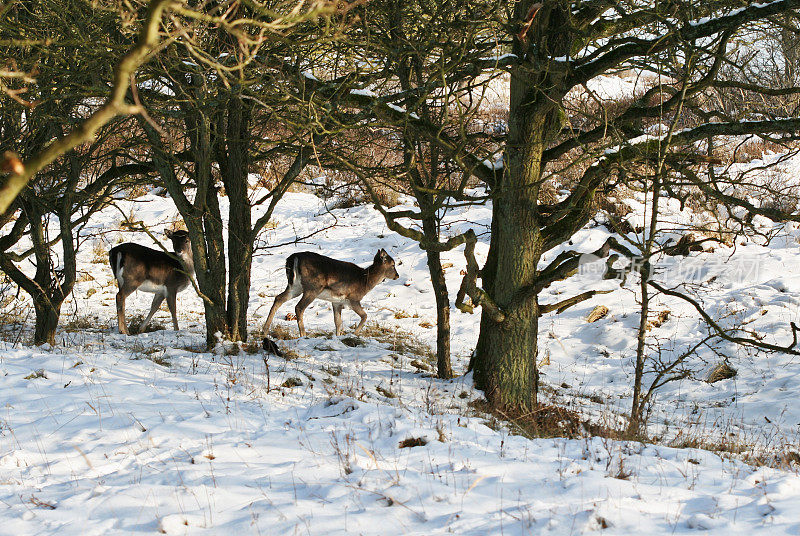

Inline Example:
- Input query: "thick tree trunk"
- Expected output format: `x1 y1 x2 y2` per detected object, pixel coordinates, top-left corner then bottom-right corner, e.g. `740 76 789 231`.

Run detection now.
470 0 573 413
200 182 230 347
471 107 546 410
26 199 69 346
471 132 545 410
218 96 253 342
471 203 543 411
184 106 230 348
33 297 60 346
226 242 252 342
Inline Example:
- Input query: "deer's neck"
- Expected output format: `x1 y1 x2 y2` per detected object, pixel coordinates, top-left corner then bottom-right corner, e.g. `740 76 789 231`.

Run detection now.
364 263 385 291
176 248 195 274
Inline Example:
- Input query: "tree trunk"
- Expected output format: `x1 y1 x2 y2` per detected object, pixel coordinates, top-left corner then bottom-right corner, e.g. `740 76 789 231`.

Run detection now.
141 103 231 348
218 96 253 342
226 240 252 342
471 202 543 412
631 165 663 433
25 199 68 346
33 296 60 346
200 180 230 347
185 105 230 348
425 245 453 379
470 134 545 411
470 0 575 413
630 261 650 432
419 212 453 378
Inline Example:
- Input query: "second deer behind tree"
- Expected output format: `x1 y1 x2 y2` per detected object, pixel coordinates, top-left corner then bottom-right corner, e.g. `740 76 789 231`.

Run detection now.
110 229 194 335
262 249 400 337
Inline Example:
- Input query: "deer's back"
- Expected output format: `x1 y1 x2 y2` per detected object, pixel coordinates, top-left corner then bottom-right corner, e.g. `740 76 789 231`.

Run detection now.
292 252 367 297
110 243 186 288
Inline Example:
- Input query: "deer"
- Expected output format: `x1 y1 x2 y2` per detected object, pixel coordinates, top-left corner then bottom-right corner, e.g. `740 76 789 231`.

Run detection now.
262 249 400 339
109 229 194 335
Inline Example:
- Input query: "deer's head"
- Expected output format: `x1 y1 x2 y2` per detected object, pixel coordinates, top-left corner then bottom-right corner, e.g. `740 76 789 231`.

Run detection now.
166 229 192 257
374 248 399 280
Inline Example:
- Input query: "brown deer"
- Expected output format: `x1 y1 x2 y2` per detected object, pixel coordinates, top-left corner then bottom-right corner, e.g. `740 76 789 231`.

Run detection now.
109 230 194 335
262 249 400 338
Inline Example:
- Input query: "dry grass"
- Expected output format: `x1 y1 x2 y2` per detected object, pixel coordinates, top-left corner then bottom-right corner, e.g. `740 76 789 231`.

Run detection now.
281 377 303 388
91 241 108 264
64 315 99 332
241 339 263 354
375 385 397 398
471 400 626 441
357 323 436 365
269 324 296 340
121 314 167 334
278 344 309 361
322 364 342 376
398 437 428 448
24 369 47 380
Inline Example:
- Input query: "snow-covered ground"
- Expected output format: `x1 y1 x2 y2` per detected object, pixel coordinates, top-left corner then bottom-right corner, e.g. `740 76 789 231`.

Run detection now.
5 333 800 535
3 167 800 533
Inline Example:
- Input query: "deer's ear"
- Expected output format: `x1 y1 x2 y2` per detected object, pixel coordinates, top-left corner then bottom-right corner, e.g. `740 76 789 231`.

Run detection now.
379 248 389 258
165 230 173 239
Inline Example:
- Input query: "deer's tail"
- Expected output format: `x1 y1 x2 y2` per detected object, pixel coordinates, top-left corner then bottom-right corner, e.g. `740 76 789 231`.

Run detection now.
285 254 299 286
109 248 123 284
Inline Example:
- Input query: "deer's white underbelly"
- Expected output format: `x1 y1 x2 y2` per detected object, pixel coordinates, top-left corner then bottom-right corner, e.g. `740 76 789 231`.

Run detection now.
317 289 347 304
138 281 167 295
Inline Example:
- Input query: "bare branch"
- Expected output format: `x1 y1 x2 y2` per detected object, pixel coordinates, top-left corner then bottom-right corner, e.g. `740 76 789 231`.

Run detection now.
0 0 176 214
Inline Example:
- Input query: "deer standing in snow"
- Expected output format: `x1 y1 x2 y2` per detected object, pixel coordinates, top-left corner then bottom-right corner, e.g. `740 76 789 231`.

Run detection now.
109 229 194 335
262 249 400 338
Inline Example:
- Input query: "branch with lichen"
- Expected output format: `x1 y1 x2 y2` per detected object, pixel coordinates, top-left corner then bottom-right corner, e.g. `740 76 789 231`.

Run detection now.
0 0 176 214
455 230 506 323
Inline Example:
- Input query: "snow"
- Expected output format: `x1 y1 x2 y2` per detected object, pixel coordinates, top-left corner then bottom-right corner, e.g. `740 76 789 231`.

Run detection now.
479 53 518 62
5 333 800 534
482 155 504 170
349 87 377 97
4 166 800 533
584 75 639 101
691 0 784 25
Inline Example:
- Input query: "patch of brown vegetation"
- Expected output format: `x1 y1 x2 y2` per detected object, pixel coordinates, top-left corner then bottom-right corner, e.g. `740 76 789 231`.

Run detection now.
471 399 625 441
398 437 428 448
586 305 609 323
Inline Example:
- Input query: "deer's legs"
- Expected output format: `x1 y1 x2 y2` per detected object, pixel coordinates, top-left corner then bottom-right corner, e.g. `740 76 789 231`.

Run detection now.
262 285 301 337
137 292 165 334
295 292 319 337
166 291 179 331
349 301 368 335
115 287 135 335
332 303 344 336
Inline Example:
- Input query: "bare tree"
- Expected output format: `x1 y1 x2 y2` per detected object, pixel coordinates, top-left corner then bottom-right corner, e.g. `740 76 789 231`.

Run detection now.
269 0 504 377
132 0 348 345
0 0 162 344
288 0 800 412
0 0 176 214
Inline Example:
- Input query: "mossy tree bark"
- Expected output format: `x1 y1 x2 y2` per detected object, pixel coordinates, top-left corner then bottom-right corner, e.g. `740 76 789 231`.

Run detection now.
471 1 573 412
